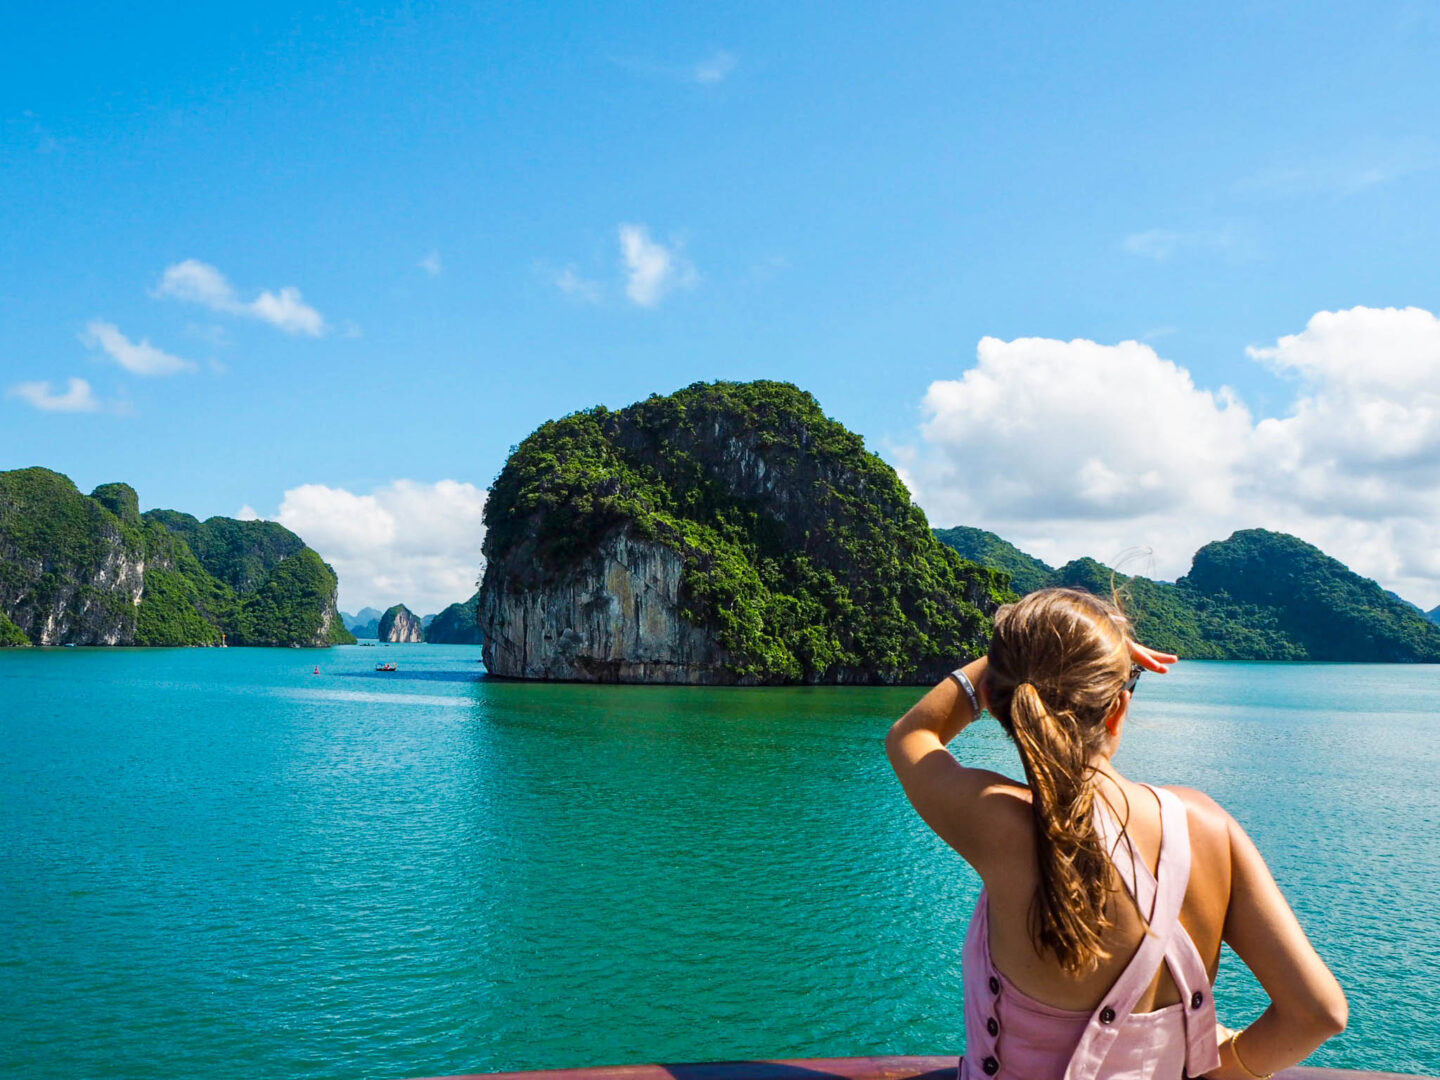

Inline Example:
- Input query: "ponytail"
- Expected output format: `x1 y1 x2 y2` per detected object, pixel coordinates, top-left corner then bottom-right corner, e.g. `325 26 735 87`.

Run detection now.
1009 681 1114 975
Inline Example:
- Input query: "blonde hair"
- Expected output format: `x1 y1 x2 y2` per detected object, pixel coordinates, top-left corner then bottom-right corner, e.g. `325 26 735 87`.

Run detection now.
985 587 1132 975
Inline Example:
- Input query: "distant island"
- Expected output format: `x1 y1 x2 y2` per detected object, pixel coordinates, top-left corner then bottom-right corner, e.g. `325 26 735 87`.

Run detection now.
0 467 354 648
377 604 425 643
935 525 1440 662
477 380 1005 684
425 594 484 644
341 594 483 644
342 606 385 638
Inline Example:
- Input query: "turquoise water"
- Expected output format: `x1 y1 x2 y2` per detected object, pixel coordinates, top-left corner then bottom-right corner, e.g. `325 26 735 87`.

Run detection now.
2 647 1438 1079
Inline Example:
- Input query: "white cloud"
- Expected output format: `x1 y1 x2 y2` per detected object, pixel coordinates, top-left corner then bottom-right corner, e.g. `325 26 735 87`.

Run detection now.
82 320 196 376
618 224 696 307
539 261 603 304
693 50 737 84
185 322 231 347
911 336 1253 570
7 377 103 413
610 49 738 86
236 504 260 521
904 307 1440 608
419 250 443 277
1247 306 1440 519
1121 226 1250 262
154 259 328 336
746 253 790 284
273 479 488 613
1240 140 1437 197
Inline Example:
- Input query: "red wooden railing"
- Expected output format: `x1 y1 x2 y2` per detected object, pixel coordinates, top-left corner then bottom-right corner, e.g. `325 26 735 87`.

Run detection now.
410 1053 1433 1080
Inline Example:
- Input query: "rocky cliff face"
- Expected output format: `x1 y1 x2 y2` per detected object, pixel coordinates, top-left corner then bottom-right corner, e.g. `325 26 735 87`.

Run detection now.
480 531 731 681
5 533 145 646
378 604 424 643
313 590 345 648
0 470 146 645
479 380 1004 684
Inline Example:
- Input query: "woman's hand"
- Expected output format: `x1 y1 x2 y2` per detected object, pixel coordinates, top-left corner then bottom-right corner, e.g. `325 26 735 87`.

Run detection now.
1129 639 1178 674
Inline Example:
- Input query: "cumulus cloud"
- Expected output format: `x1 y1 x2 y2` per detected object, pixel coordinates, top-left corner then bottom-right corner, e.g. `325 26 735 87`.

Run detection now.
154 259 327 336
82 320 196 375
909 336 1253 576
7 377 104 413
618 224 696 307
693 50 737 84
904 307 1440 607
1248 306 1440 519
271 479 488 613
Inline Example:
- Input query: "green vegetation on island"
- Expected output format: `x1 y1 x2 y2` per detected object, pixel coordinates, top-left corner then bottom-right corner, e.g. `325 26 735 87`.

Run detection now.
144 510 307 595
935 526 1440 662
0 466 353 647
425 593 483 644
339 597 482 643
481 379 1006 683
0 610 29 646
933 525 1056 596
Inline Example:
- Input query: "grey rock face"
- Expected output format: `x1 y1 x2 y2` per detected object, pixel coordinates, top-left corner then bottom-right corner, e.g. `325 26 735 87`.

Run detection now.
314 591 345 647
378 604 425 643
1 522 144 646
479 529 735 683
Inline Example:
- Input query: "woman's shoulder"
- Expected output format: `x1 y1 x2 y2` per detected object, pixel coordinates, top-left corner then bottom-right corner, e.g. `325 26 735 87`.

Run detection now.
1158 784 1235 832
1156 784 1236 885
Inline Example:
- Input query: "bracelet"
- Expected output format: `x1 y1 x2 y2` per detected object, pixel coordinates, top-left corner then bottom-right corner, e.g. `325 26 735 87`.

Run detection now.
1226 1031 1273 1080
949 668 980 717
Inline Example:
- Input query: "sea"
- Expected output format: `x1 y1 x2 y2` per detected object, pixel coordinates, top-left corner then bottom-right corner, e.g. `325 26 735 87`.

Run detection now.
2 645 1438 1079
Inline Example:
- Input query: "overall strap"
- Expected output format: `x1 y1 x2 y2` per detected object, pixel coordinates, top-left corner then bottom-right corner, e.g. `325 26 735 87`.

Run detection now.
1062 785 1190 1080
1148 786 1220 1077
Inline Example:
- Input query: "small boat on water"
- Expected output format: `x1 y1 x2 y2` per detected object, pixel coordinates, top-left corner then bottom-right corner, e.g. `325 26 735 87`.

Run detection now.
375 662 398 672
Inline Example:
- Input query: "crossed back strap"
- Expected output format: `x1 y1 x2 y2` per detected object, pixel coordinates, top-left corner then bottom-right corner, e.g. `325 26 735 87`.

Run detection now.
1061 784 1220 1080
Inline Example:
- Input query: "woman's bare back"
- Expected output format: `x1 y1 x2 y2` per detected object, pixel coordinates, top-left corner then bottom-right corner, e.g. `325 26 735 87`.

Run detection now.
978 774 1233 1014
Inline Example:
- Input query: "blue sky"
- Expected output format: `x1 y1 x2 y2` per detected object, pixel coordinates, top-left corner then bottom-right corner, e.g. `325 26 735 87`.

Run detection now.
5 2 1440 611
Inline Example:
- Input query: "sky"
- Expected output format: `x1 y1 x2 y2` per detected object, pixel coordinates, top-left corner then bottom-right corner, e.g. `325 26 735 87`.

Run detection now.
4 2 1440 613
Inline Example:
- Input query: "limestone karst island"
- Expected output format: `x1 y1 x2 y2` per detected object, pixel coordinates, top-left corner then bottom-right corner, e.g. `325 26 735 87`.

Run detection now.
474 380 1440 682
0 467 353 648
6 380 1440 674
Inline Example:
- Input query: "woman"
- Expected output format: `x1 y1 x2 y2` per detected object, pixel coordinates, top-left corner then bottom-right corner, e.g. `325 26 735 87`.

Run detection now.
886 588 1346 1080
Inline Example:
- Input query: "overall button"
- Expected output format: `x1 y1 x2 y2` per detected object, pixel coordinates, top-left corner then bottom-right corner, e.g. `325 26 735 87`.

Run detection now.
986 1017 999 1037
988 976 1000 994
982 1057 999 1076
1099 1006 1116 1024
1191 991 1204 1009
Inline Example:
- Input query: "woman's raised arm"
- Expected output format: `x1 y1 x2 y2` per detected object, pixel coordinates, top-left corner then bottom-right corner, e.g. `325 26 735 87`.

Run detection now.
885 657 1029 876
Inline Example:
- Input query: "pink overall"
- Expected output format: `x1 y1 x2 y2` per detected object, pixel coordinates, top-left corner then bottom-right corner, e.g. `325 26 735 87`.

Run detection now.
958 784 1222 1080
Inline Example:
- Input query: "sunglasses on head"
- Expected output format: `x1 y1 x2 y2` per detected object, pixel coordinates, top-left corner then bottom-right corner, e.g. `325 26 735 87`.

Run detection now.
1122 663 1143 695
